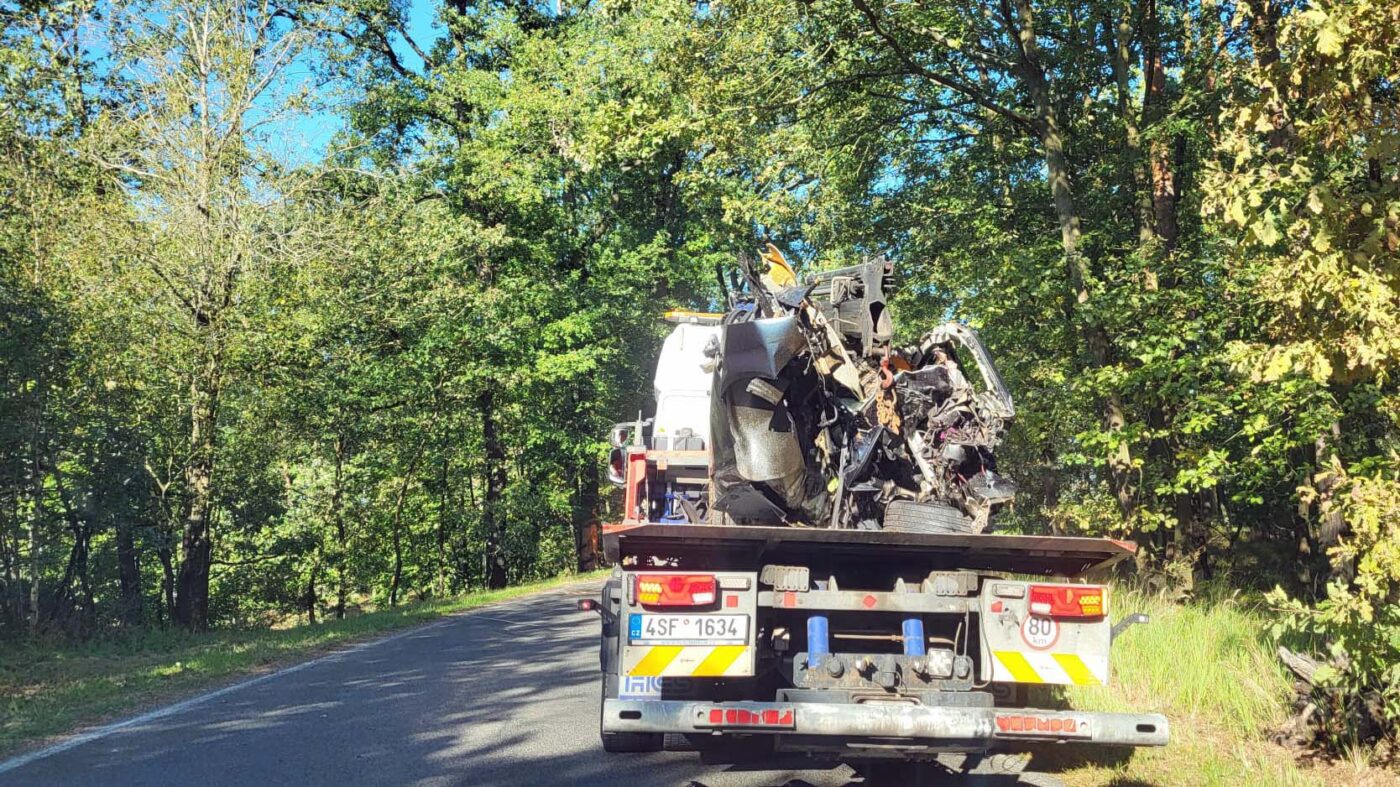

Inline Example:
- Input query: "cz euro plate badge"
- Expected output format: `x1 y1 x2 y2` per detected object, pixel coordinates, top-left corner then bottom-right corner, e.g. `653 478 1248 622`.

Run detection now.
628 613 748 645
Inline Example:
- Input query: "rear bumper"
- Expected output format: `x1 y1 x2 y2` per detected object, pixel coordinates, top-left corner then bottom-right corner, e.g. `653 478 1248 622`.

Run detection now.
604 699 1169 748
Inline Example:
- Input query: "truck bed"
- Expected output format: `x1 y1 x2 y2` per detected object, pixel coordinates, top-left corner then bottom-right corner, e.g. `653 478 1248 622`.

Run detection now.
603 523 1135 577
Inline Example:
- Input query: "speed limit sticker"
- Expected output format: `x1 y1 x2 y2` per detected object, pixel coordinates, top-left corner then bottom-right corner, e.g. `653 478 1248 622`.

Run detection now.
1021 615 1059 649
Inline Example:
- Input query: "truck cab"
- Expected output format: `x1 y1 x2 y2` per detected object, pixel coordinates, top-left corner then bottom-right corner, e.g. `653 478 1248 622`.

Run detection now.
606 312 720 525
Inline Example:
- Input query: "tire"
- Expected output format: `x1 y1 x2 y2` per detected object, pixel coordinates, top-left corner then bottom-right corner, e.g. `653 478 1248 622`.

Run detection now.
882 500 977 534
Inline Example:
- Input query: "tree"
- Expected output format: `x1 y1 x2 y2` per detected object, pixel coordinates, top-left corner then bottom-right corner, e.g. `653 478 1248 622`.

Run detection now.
1204 0 1400 745
96 0 319 628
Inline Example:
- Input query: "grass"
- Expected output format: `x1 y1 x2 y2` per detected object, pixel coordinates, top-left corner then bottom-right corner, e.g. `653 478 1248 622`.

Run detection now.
0 570 607 759
1043 586 1398 787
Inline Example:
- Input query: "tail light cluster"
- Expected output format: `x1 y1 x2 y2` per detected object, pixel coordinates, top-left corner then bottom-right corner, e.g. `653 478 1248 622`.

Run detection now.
634 574 717 607
1028 584 1106 618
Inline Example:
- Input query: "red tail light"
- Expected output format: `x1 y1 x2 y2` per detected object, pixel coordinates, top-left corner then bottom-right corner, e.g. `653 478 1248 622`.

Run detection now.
1028 585 1106 618
634 574 717 607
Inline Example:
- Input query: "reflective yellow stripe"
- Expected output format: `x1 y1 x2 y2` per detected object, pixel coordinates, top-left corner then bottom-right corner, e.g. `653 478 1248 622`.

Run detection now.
630 646 683 676
1053 653 1100 686
994 651 1042 683
692 645 746 676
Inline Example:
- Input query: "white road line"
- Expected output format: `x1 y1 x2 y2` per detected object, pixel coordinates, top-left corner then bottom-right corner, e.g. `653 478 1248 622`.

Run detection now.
474 615 551 629
0 584 592 777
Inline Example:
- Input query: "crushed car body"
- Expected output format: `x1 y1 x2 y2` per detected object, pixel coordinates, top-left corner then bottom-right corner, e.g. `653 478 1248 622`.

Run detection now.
707 246 1017 533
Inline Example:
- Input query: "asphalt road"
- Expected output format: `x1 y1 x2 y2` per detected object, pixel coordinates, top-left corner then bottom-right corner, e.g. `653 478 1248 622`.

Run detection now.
0 581 871 787
0 581 1069 787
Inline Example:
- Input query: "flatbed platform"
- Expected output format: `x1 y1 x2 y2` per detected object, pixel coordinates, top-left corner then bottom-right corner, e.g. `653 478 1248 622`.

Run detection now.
603 522 1136 577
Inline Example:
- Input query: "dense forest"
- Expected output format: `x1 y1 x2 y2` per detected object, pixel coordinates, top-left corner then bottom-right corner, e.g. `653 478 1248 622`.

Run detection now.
0 0 1395 751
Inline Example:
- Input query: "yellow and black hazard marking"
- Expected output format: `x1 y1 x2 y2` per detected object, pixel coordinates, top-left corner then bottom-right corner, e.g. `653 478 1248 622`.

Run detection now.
623 645 753 677
991 650 1106 686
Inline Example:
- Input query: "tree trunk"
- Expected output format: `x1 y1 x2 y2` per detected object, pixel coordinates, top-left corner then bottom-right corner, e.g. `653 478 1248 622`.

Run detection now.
157 540 175 625
1105 6 1154 244
573 457 600 572
28 439 45 631
437 452 449 596
1141 0 1179 255
174 354 220 630
0 503 14 627
1138 0 1197 571
332 433 347 619
480 388 508 590
1245 0 1292 151
115 510 142 627
1312 420 1349 586
148 478 177 625
1011 0 1135 517
50 466 94 628
305 556 320 625
388 442 424 607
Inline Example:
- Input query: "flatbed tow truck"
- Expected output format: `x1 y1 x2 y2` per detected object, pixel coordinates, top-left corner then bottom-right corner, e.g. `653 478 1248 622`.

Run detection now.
580 279 1169 781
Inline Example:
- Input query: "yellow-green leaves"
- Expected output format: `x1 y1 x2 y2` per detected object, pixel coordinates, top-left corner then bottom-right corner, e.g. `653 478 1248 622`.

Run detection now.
1205 0 1400 388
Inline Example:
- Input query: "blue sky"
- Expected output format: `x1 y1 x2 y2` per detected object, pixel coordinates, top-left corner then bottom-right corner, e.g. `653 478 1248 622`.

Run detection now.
277 0 443 164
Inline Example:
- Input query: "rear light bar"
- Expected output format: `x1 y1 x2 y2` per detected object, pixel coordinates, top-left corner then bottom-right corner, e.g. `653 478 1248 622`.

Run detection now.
1028 584 1107 618
695 706 796 729
634 574 718 607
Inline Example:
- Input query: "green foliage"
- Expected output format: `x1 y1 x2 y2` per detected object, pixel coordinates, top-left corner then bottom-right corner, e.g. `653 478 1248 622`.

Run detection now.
1203 0 1400 751
0 0 1396 756
1268 458 1400 750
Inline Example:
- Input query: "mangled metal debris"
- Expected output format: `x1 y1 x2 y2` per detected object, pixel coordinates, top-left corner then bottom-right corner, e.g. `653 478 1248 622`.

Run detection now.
708 246 1017 533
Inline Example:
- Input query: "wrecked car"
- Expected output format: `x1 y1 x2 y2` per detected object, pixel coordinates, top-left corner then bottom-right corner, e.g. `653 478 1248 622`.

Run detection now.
708 246 1017 533
611 245 1017 534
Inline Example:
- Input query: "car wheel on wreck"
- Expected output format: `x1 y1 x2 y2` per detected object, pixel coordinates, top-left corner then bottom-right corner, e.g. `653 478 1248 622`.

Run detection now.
881 500 979 535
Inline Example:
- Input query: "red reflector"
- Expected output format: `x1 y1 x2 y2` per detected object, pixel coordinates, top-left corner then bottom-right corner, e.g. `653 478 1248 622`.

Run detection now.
697 706 796 729
725 595 739 608
995 714 1089 738
862 594 877 608
1028 585 1106 618
636 574 718 607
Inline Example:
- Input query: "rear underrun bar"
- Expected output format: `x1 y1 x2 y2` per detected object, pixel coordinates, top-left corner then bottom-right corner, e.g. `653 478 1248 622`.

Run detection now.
604 699 1170 748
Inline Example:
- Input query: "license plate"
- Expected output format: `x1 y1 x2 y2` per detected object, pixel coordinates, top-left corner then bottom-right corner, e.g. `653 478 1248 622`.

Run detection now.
628 613 748 645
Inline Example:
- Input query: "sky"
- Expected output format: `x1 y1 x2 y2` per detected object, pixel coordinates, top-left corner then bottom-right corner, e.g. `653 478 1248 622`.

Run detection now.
276 0 444 165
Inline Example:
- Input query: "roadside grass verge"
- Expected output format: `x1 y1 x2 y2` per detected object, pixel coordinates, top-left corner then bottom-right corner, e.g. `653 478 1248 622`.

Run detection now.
1046 585 1395 787
0 570 607 759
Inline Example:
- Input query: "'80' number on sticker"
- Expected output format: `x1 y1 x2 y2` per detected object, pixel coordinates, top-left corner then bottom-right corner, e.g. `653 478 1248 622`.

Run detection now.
1021 615 1059 649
